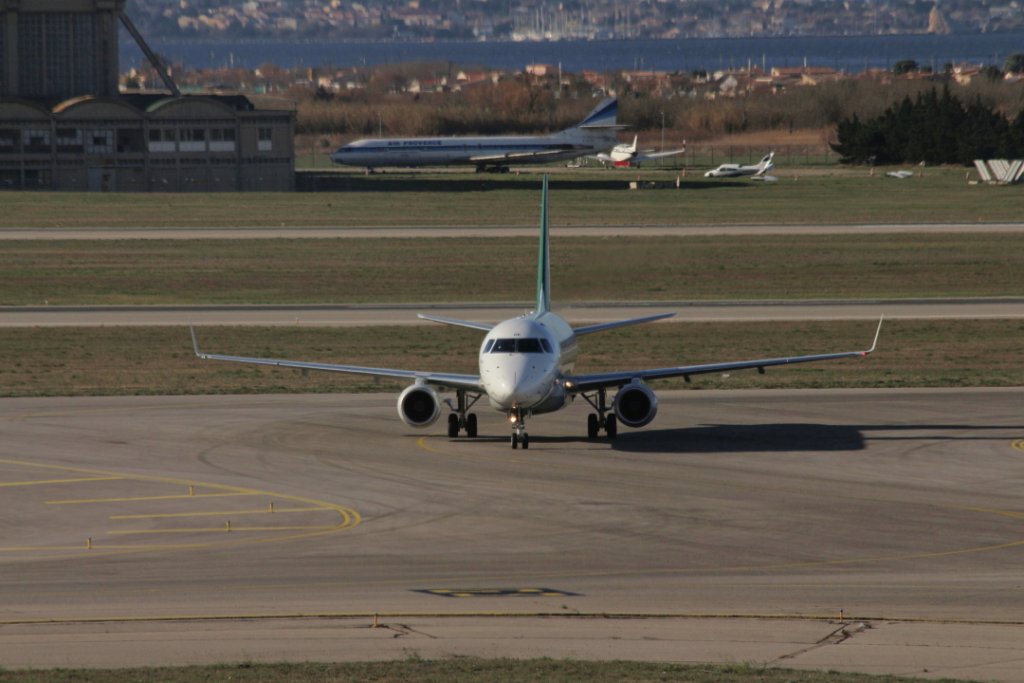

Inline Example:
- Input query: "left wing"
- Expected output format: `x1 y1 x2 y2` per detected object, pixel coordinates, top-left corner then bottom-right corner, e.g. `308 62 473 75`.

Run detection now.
470 147 578 163
190 327 482 392
634 147 686 163
565 317 882 394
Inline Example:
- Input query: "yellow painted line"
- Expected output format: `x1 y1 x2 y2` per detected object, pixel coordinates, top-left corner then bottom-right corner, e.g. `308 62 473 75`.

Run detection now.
951 505 1024 520
0 476 123 488
1013 439 1024 453
108 525 342 535
47 492 257 505
416 436 445 454
110 506 330 520
0 457 361 560
0 546 98 552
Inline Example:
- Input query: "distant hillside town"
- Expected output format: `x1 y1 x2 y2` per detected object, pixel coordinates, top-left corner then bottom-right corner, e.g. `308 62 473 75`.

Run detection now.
125 0 1024 41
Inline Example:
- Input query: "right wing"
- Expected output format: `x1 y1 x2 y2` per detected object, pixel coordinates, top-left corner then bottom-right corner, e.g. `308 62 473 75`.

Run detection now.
190 327 482 392
566 317 882 394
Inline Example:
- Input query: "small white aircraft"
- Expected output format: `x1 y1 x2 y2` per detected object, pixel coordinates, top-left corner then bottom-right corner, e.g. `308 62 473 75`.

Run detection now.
705 151 775 178
592 135 687 168
192 177 881 449
331 98 621 173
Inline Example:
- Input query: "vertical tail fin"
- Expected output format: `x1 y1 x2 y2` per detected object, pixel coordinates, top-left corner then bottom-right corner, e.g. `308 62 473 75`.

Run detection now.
535 175 551 314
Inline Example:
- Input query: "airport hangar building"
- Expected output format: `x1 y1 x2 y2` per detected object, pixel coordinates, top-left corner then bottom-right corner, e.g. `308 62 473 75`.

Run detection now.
0 0 294 191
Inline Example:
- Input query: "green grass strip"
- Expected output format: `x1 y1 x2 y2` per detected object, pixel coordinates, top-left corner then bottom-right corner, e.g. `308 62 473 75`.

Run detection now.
2 233 1022 305
0 167 1018 228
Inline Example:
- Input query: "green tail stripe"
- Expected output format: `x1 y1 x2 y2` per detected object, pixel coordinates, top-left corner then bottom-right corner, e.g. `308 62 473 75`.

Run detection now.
536 175 551 314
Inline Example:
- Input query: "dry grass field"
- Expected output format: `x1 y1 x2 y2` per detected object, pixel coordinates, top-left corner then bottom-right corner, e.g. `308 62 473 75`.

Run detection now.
0 319 1018 397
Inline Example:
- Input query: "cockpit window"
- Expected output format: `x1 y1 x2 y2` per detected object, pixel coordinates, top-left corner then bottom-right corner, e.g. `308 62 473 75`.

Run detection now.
517 338 543 353
490 338 549 353
483 339 495 353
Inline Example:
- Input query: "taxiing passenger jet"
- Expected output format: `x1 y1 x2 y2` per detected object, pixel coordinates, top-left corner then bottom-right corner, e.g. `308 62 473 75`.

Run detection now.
330 98 621 173
192 177 881 449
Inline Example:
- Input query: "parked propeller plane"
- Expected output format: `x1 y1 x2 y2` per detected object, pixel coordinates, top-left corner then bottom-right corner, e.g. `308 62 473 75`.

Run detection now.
192 177 881 449
705 152 776 178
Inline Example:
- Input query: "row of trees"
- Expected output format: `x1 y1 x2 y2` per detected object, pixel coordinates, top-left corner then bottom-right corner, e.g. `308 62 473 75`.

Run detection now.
831 87 1024 165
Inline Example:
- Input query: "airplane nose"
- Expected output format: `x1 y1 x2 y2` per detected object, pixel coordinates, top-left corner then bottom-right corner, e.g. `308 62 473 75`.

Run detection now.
486 369 549 408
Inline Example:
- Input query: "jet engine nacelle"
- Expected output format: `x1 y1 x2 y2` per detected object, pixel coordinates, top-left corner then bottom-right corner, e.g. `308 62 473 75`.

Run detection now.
397 384 441 428
613 383 658 428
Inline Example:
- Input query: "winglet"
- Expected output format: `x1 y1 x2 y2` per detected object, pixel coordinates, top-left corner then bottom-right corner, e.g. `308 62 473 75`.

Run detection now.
535 175 551 315
864 316 884 356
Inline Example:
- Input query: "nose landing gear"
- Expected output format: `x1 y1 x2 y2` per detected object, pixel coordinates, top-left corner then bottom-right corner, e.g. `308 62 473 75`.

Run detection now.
509 408 529 449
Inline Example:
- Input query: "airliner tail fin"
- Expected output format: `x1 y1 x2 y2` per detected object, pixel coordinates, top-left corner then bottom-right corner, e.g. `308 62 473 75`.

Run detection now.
535 176 551 315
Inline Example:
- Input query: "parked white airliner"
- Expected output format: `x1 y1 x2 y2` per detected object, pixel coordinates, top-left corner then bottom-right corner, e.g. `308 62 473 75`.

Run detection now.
705 152 775 178
192 177 881 449
330 98 621 173
592 135 687 167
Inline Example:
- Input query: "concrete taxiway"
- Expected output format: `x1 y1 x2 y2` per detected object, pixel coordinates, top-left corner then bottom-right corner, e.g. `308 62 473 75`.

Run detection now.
3 298 1024 327
1 388 1023 679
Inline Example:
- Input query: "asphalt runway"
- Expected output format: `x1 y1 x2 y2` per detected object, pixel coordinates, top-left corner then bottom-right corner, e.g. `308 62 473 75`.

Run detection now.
2 389 1023 680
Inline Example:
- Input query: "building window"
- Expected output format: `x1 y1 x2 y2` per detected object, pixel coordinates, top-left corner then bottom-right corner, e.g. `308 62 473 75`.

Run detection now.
56 127 83 154
179 128 206 152
209 127 236 153
258 127 272 151
22 128 50 153
147 128 177 153
117 129 144 154
85 129 113 154
0 129 18 153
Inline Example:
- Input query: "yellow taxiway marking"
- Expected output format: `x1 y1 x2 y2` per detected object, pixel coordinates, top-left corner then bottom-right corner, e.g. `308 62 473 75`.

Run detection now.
416 436 446 454
47 492 257 505
1013 439 1024 453
952 505 1024 520
0 476 123 488
108 525 341 535
0 458 361 559
110 506 330 520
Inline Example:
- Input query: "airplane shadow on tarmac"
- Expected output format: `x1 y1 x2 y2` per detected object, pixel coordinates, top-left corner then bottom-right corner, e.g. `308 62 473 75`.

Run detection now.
610 423 866 454
441 421 1021 454
448 424 863 452
609 422 1024 454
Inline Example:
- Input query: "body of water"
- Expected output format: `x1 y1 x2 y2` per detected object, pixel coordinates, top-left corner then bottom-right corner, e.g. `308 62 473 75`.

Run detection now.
120 32 1024 73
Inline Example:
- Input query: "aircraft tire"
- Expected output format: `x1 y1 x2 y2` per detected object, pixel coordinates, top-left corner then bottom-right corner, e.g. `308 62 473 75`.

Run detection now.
511 433 518 449
587 413 599 439
447 413 459 438
522 433 529 449
606 414 618 439
466 413 478 437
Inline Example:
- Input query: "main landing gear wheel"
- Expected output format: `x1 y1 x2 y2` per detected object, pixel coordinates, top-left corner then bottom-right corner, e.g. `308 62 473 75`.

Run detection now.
448 390 482 438
583 388 618 439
